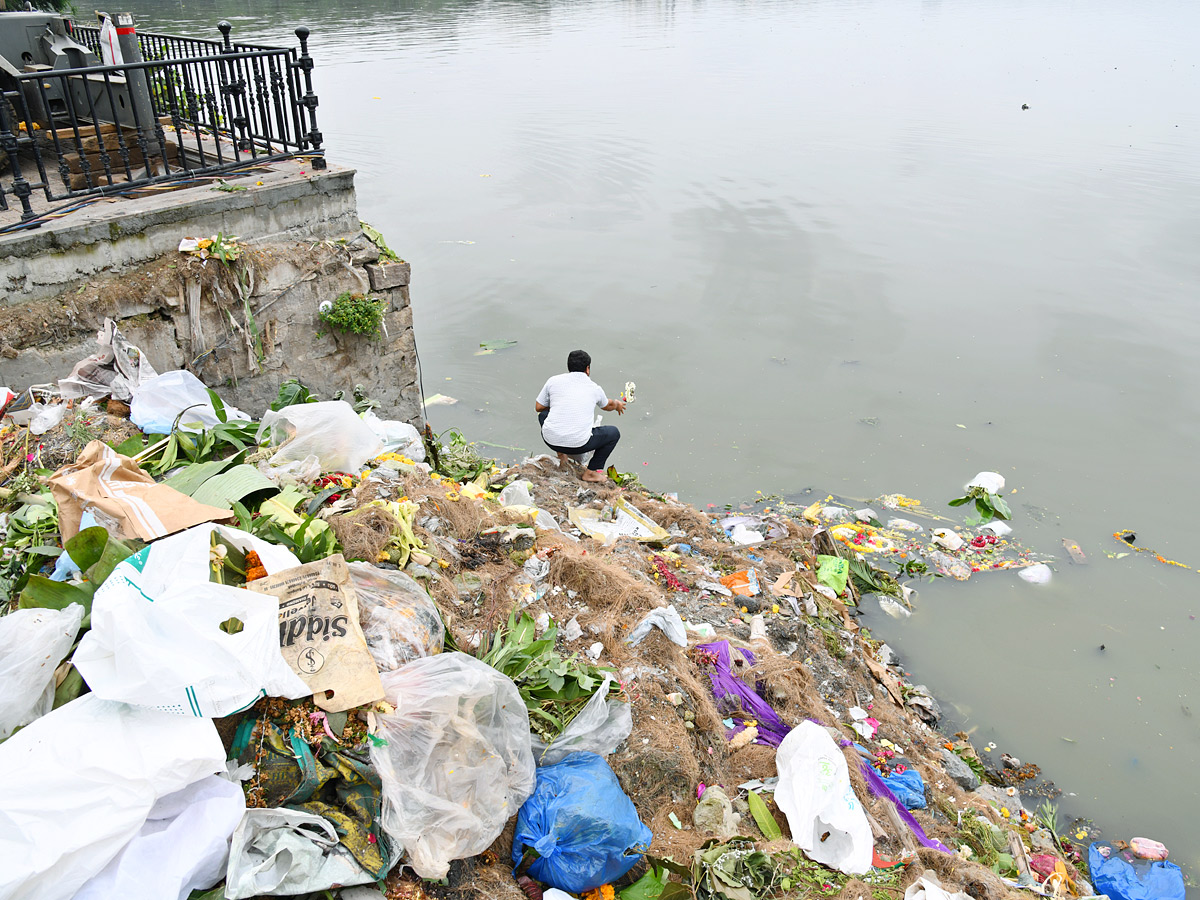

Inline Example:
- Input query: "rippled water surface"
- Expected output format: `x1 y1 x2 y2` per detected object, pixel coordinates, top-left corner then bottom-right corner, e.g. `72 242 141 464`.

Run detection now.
125 0 1200 886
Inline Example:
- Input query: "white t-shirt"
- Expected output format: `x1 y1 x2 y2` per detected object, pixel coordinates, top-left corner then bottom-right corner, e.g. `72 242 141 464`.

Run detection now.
537 371 607 447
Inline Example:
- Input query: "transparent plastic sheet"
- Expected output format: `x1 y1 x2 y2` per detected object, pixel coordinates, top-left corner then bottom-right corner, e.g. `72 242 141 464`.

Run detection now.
258 401 383 475
130 370 249 435
0 603 84 740
258 454 323 487
530 673 632 766
348 562 445 672
362 411 425 462
370 653 535 878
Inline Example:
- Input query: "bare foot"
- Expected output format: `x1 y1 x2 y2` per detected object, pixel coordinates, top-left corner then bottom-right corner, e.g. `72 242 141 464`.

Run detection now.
580 468 606 483
557 452 572 466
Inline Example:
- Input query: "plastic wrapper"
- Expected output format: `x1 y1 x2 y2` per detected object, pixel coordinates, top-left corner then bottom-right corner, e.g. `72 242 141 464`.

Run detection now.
258 401 383 474
0 604 84 740
512 752 652 894
371 653 535 878
348 562 445 671
225 808 393 898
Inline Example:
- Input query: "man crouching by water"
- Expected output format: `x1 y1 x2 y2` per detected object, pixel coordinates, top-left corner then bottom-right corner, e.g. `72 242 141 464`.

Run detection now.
535 349 626 483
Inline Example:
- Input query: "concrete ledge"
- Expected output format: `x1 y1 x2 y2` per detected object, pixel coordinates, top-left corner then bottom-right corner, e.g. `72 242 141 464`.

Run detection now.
1 163 359 307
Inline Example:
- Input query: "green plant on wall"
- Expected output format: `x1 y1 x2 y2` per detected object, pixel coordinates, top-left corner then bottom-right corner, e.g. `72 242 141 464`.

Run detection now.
318 291 386 338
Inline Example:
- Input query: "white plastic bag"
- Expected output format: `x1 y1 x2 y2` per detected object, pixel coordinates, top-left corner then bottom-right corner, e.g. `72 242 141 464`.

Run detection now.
774 721 873 875
362 411 425 462
1018 563 1052 584
0 603 84 740
73 524 310 717
0 694 225 900
371 652 536 878
626 604 687 648
131 370 249 434
349 562 445 671
966 471 1005 493
225 808 390 898
29 403 68 435
259 401 383 473
73 774 246 900
530 672 632 766
904 874 972 900
499 479 535 507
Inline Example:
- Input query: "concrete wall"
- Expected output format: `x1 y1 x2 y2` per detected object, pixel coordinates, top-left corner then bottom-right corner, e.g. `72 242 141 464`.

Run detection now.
0 167 422 424
1 165 359 307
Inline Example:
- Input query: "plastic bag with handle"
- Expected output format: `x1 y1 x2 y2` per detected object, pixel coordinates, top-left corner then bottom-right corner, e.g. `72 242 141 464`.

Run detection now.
73 524 310 717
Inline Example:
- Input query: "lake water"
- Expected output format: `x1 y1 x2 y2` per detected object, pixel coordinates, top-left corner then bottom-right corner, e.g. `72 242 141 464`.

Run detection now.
124 0 1200 887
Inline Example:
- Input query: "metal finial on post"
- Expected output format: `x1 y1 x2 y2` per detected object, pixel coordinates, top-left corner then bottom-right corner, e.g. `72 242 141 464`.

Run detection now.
294 26 325 169
218 20 233 53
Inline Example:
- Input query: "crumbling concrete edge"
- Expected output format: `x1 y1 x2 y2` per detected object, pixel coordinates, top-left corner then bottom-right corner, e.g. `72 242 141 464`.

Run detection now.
1 167 360 306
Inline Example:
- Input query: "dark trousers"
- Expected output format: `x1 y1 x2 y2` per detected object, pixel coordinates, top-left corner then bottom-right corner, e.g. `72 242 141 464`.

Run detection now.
538 410 620 471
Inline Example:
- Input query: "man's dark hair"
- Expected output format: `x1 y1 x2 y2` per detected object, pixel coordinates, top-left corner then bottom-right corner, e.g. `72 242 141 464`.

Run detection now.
567 350 591 373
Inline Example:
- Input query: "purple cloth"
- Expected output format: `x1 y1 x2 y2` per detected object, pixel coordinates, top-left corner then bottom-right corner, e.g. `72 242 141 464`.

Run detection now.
697 640 791 747
860 760 952 853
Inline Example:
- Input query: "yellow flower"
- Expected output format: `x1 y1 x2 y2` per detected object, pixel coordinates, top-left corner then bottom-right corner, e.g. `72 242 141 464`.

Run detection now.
1075 830 1087 840
1000 807 1010 818
445 491 460 501
437 559 450 569
771 604 780 614
340 477 352 488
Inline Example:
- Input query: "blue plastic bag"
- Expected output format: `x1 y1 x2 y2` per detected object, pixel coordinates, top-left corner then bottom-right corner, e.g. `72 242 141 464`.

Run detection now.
512 752 652 894
1089 842 1185 900
881 768 926 810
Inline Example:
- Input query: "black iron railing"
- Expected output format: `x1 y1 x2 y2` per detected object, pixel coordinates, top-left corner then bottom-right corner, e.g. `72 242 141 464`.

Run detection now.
1 21 323 227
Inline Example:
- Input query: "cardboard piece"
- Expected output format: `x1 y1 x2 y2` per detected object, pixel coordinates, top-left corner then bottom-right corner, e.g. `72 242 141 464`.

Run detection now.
49 441 232 542
248 554 384 713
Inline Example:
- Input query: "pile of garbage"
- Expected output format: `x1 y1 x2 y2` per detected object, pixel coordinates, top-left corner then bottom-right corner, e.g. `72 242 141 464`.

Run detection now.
0 329 1186 900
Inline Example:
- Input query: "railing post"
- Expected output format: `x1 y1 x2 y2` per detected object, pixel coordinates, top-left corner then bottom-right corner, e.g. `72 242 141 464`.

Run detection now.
114 13 158 149
293 26 325 169
0 94 38 224
218 20 252 154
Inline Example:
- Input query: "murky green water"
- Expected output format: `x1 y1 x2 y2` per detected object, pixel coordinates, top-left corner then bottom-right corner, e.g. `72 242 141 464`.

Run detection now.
125 0 1200 886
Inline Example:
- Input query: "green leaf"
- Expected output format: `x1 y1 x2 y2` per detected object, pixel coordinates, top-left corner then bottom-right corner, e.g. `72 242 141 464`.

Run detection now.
205 388 229 424
64 526 109 572
52 666 86 709
111 434 147 457
658 884 692 900
991 495 1012 520
748 790 782 841
947 496 971 507
619 866 669 900
85 535 135 587
18 575 93 614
